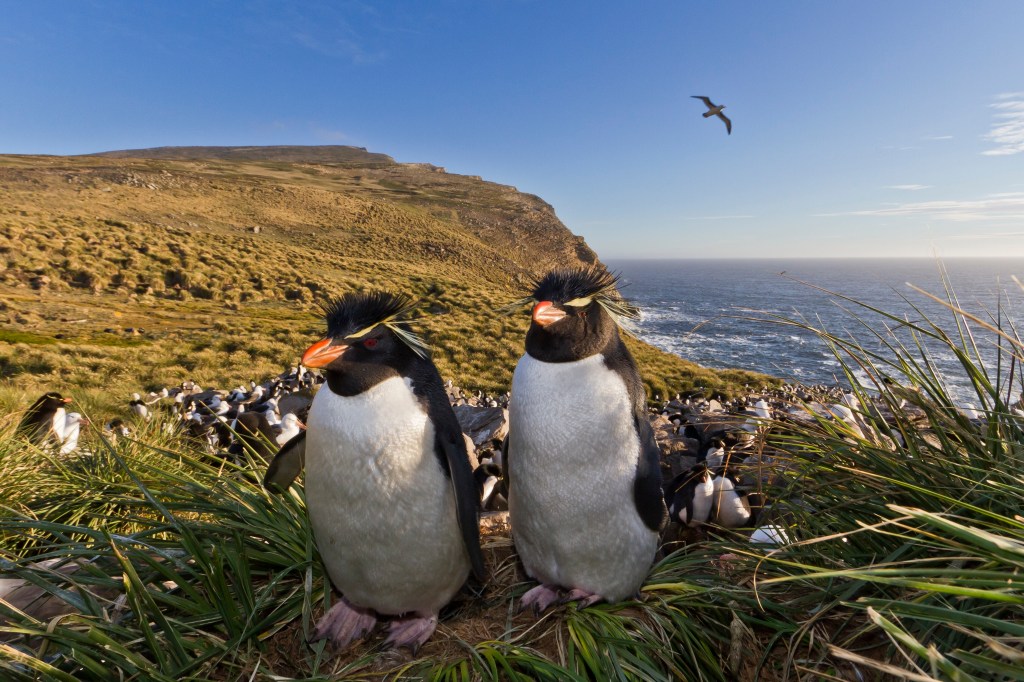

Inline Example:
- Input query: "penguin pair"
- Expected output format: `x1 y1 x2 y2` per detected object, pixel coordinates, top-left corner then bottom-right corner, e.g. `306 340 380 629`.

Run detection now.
15 392 73 445
664 463 758 529
264 265 666 652
16 392 86 453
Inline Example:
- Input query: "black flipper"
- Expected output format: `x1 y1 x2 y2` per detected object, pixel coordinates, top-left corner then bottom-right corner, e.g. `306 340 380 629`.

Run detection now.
602 337 668 533
411 367 486 582
500 434 510 489
633 409 669 532
436 425 487 581
263 430 306 492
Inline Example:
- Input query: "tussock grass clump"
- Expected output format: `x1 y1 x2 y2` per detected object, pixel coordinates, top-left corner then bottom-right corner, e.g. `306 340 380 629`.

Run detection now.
714 274 1024 680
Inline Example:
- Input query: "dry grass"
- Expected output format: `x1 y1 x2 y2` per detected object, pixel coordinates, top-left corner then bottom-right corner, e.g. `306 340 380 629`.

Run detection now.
0 150 775 413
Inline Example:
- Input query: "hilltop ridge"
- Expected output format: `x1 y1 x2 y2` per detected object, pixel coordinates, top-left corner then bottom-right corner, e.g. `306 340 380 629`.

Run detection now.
88 145 397 165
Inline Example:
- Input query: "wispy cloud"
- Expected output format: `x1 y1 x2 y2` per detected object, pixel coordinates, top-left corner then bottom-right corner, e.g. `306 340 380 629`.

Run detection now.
681 214 754 221
310 125 350 143
242 3 388 64
937 231 1024 241
886 184 931 191
922 135 953 141
982 92 1024 156
817 192 1024 222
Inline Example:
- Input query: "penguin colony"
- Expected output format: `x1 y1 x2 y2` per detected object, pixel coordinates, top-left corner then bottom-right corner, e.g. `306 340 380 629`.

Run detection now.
19 264 929 654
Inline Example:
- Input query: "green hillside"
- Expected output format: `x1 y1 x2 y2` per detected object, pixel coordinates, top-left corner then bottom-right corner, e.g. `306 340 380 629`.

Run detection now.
0 146 774 414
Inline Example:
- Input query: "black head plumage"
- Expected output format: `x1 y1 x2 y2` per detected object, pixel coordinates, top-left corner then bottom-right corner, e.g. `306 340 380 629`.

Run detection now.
527 265 640 329
318 291 428 357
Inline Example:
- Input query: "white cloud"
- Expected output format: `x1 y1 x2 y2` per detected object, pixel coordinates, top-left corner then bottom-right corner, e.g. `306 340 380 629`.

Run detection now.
923 135 953 141
983 93 1024 156
886 184 930 191
817 193 1024 222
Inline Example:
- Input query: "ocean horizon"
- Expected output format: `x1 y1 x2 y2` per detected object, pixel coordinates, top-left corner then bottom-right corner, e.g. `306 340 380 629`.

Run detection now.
605 257 1024 403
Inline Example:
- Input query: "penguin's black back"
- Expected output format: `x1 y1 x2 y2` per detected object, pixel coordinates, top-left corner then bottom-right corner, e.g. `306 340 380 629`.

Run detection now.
16 392 67 444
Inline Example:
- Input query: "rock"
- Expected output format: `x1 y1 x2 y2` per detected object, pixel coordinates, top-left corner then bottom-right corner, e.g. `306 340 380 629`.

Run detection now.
277 391 313 419
453 404 509 448
463 433 480 470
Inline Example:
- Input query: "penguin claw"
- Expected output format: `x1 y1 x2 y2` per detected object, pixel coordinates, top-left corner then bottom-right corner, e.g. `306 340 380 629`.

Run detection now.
384 614 438 652
519 584 563 615
311 598 377 650
562 588 604 609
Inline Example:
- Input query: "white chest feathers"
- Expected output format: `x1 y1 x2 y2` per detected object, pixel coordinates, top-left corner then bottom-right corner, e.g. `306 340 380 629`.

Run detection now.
508 352 657 602
303 376 469 616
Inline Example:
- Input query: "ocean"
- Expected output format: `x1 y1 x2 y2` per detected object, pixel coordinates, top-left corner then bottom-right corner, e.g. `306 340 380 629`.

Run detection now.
605 258 1024 404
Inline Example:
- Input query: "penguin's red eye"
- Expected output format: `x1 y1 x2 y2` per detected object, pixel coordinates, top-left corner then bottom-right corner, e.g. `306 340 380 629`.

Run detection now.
363 336 380 349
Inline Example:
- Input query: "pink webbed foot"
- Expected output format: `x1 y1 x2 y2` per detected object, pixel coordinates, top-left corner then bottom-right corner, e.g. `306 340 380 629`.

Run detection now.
311 597 377 650
384 613 438 652
519 583 563 615
562 587 604 609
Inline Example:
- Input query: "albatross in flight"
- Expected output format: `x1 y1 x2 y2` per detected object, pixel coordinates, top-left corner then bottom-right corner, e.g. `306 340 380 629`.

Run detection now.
691 96 731 135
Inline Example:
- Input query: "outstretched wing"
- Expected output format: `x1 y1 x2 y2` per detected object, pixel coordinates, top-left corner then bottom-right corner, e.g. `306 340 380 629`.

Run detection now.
718 112 732 134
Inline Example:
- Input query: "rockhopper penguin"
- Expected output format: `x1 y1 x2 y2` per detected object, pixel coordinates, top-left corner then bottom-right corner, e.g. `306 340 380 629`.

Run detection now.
15 392 73 445
507 266 667 613
264 291 484 651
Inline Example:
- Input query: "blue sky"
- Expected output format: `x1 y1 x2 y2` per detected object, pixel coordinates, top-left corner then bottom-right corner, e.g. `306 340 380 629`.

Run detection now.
2 1 1022 259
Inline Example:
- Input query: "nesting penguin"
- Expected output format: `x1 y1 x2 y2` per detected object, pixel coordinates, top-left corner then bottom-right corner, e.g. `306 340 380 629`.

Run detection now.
665 463 715 527
264 291 484 651
507 266 667 613
15 392 73 445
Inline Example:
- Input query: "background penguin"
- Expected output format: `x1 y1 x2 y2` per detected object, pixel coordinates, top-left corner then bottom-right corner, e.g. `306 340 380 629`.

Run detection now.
506 266 667 613
230 410 279 461
265 291 484 652
708 470 754 528
129 393 150 421
664 463 715 527
16 392 73 445
58 413 88 455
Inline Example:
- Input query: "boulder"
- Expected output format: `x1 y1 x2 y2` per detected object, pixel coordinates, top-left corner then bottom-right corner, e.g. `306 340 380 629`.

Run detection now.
453 404 509 448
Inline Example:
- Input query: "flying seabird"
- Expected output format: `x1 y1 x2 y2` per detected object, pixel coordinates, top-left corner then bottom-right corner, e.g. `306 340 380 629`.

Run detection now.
691 96 732 135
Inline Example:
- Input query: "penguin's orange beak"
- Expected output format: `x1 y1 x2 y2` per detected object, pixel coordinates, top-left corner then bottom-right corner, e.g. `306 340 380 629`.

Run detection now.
62 397 73 404
532 301 565 327
301 338 348 368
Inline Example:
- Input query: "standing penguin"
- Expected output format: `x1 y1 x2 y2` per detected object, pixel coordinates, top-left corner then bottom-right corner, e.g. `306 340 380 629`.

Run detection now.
665 463 715 527
15 392 73 445
507 266 667 613
265 291 484 651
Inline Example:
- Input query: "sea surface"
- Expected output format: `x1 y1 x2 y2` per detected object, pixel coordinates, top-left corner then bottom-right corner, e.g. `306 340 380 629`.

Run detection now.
605 258 1024 404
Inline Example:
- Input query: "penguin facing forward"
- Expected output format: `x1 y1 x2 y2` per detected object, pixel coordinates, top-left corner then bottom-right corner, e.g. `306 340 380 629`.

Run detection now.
16 392 73 445
266 291 484 652
507 266 667 613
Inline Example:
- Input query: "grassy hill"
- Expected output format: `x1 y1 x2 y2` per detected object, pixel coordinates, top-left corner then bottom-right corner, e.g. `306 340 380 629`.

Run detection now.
0 146 773 415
